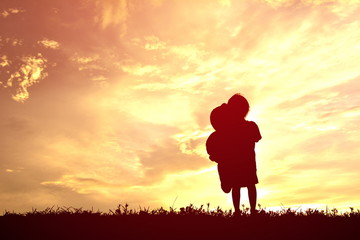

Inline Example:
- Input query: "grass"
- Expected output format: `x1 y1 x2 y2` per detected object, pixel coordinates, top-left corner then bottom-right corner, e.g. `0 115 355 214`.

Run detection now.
1 204 359 240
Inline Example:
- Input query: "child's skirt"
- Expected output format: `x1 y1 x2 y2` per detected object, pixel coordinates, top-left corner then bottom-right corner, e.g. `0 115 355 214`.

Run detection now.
218 162 258 190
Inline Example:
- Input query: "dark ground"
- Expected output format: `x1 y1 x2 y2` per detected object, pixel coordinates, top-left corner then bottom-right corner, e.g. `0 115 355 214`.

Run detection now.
1 213 359 240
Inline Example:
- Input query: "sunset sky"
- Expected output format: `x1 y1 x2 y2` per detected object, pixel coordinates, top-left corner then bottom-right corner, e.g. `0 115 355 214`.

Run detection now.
1 0 360 213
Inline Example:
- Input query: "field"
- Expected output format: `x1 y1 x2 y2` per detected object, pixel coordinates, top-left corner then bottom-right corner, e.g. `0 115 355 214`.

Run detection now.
1 204 359 240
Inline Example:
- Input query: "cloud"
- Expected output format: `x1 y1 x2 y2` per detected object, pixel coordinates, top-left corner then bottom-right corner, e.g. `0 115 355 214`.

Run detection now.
0 0 132 101
38 39 60 49
7 54 48 102
1 7 25 18
138 139 208 184
95 0 128 33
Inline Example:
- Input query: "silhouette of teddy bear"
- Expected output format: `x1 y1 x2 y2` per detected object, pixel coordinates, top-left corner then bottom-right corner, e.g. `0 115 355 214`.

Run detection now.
206 103 231 163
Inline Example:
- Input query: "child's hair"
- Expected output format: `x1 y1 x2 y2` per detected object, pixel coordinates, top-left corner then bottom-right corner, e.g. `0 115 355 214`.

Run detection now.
227 93 249 119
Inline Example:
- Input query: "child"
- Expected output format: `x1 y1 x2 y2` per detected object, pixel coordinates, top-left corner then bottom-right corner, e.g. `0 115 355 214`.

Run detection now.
206 94 261 215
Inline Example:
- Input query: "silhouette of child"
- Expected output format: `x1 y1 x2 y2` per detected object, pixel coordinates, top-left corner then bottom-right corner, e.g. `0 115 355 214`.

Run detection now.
206 94 261 215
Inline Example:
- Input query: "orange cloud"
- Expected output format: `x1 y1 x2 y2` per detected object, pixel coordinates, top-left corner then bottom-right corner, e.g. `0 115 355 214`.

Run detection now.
6 54 48 102
1 8 24 18
38 38 60 49
95 0 128 36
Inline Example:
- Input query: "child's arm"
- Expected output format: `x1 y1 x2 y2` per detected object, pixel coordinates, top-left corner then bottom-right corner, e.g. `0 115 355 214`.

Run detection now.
250 121 262 142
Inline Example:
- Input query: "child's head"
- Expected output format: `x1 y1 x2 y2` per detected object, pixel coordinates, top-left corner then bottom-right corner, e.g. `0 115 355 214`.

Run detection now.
227 93 249 119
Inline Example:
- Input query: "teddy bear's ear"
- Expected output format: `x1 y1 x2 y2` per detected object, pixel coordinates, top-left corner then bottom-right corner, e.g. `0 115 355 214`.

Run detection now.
210 103 228 131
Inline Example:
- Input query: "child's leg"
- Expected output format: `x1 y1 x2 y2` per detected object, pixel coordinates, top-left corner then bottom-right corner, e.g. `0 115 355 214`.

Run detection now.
231 186 241 213
247 184 257 213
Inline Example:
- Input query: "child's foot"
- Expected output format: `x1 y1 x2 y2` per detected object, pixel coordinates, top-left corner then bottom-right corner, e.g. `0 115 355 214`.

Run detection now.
250 209 258 216
233 210 241 217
